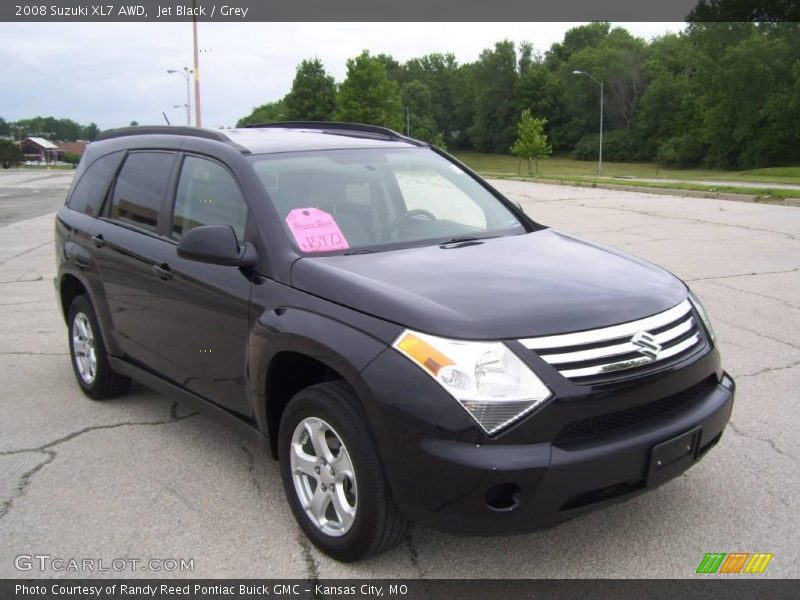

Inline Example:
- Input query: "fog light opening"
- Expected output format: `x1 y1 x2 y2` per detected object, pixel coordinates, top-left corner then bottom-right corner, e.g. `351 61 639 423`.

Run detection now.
485 483 521 512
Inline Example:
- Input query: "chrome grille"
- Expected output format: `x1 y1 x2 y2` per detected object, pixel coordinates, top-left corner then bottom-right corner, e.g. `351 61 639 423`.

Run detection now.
519 300 702 383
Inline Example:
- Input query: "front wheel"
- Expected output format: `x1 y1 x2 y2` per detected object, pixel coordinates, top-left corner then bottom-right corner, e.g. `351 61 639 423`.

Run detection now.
279 381 410 562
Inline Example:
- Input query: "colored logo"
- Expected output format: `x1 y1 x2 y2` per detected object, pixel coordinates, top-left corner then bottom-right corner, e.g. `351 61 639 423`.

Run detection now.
696 552 773 574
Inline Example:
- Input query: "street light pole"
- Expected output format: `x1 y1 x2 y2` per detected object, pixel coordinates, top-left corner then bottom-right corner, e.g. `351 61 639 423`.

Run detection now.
167 67 192 126
573 69 604 175
402 105 410 136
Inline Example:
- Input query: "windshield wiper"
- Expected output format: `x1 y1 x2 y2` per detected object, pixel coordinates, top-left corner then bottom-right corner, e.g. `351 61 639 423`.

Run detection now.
438 236 485 245
343 248 378 255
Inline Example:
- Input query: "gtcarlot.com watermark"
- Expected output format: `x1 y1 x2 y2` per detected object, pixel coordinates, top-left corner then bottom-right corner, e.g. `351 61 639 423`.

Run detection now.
15 554 194 573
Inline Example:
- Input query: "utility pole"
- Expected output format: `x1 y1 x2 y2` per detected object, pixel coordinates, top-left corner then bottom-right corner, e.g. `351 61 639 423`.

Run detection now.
192 0 202 127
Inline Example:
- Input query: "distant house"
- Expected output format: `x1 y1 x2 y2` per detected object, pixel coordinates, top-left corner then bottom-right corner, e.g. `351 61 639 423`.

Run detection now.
21 137 60 163
57 141 88 156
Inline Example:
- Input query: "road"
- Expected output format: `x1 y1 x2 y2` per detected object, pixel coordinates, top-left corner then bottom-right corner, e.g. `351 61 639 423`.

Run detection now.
0 171 798 578
0 169 74 225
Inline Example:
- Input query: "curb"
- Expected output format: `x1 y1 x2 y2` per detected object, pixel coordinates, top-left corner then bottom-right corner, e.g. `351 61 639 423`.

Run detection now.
487 176 800 207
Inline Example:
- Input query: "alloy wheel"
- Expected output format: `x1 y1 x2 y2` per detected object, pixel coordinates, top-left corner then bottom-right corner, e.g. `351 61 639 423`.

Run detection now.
72 312 97 384
290 416 357 537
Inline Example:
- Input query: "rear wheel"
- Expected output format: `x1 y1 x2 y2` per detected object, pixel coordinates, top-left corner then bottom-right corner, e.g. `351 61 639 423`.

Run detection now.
279 380 410 562
67 295 130 400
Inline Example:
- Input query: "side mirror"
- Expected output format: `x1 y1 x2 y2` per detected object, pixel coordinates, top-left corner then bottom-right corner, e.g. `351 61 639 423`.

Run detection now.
177 225 256 268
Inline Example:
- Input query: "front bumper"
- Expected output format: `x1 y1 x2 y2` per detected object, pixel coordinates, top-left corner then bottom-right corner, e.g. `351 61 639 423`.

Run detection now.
358 347 734 535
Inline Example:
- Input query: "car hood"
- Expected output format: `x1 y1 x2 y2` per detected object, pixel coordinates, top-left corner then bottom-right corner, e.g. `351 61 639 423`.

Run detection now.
290 229 688 340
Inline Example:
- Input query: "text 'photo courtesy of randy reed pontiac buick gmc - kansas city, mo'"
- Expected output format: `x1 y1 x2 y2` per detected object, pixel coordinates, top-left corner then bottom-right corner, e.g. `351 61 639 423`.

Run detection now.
54 122 734 562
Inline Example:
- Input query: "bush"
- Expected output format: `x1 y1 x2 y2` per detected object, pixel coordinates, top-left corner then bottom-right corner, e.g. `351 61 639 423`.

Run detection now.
656 133 707 168
62 152 81 167
574 129 641 162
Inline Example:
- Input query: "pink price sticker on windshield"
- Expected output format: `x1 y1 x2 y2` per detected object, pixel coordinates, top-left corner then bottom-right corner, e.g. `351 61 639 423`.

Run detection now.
285 208 350 253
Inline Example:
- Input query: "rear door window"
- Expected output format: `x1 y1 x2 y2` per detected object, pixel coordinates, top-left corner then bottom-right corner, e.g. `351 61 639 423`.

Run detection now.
110 151 175 231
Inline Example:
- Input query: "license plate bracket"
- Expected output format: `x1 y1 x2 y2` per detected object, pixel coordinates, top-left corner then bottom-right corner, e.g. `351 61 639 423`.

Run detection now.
647 427 702 486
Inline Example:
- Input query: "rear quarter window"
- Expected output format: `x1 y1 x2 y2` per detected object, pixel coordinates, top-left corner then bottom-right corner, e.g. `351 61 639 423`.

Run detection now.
66 151 124 217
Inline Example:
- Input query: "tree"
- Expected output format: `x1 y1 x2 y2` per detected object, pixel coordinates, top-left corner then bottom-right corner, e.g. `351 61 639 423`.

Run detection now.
510 110 551 176
284 58 337 121
81 122 99 141
129 120 139 127
546 22 611 69
514 63 564 149
375 54 405 83
0 139 23 166
13 116 84 141
236 99 287 127
400 80 441 142
334 51 403 131
468 41 519 153
403 53 460 141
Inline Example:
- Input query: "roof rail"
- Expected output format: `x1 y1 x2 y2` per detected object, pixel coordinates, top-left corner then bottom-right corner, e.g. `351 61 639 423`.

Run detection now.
243 121 425 145
95 126 231 143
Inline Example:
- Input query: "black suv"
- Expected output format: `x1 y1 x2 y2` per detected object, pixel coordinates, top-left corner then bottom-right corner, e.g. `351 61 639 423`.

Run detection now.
55 123 734 561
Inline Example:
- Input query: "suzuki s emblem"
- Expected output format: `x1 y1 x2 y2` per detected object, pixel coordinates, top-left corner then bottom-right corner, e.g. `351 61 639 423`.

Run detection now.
631 331 661 360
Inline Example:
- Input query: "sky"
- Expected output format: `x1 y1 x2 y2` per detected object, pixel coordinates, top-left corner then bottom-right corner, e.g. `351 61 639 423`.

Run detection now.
0 22 684 131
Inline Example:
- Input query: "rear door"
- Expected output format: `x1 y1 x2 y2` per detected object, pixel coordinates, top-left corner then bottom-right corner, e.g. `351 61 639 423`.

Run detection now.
89 150 177 367
147 154 253 415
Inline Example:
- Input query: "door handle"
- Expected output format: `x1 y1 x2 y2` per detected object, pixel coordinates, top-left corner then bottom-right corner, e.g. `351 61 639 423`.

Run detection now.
152 263 173 281
92 234 105 248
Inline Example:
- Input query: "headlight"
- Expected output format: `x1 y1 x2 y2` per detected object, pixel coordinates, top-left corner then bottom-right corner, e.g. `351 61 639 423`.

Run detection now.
689 290 716 342
392 330 551 435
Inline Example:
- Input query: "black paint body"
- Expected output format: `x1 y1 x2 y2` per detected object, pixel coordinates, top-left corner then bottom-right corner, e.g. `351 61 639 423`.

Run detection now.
55 127 734 534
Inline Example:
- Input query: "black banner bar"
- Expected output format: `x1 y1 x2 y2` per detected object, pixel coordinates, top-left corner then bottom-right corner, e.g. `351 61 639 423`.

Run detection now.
1 579 796 600
2 0 702 23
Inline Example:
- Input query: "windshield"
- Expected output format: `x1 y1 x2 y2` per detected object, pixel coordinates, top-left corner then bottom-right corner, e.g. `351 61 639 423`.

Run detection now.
248 147 526 255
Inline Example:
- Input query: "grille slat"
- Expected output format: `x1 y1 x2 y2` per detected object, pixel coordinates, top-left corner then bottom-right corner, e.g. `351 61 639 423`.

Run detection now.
519 300 703 384
544 317 696 365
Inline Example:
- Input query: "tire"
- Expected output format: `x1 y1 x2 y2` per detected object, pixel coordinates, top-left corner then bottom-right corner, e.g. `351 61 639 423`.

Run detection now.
279 380 410 562
67 295 130 400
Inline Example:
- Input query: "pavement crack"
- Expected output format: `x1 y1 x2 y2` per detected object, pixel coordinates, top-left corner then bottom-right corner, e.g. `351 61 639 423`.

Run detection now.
0 410 199 457
727 420 798 462
0 351 67 356
700 279 800 311
297 533 320 581
738 359 800 378
687 267 800 283
0 450 56 520
0 300 56 307
560 200 800 241
406 530 425 578
0 241 52 266
239 440 262 492
716 318 800 351
0 409 200 520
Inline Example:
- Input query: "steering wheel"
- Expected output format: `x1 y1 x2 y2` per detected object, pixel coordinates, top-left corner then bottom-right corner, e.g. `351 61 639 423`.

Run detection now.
385 209 437 238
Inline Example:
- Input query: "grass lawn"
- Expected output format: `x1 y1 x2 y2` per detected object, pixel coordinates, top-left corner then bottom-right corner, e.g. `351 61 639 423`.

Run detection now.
451 152 800 187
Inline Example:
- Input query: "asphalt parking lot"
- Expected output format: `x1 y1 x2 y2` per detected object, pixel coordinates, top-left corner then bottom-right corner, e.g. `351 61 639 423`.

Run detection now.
0 170 798 578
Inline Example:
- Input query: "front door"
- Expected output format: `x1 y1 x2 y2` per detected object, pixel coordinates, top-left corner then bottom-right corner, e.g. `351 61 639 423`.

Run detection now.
148 154 253 415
